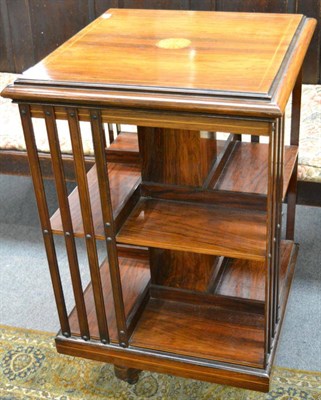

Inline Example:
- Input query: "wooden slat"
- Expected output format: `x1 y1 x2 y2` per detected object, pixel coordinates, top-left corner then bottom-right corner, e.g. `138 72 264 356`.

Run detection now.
69 253 151 341
117 198 267 261
67 107 109 343
90 109 129 346
44 105 90 340
50 163 141 238
18 104 70 336
286 70 302 240
204 134 237 188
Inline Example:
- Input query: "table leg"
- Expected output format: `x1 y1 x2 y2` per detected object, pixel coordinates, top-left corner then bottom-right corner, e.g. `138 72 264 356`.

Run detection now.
114 365 141 384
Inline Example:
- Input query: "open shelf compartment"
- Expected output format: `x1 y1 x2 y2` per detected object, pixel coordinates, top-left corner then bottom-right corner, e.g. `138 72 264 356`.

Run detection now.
214 142 298 200
117 197 267 261
50 162 141 239
128 240 297 369
68 247 151 342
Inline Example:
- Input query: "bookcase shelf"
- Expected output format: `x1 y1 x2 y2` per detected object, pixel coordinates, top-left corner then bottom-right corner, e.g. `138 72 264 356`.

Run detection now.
7 8 312 392
214 142 298 200
117 198 267 261
50 162 141 239
69 248 150 342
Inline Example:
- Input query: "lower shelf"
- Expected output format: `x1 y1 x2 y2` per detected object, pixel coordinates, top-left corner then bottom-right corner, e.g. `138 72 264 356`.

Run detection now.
58 240 298 392
215 240 295 302
130 296 265 368
68 248 150 341
128 240 296 369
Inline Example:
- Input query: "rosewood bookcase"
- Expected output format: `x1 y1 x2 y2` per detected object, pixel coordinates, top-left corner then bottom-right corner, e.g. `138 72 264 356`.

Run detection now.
2 9 316 392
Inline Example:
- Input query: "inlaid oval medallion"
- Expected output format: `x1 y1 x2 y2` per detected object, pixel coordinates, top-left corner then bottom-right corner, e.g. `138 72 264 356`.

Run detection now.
156 38 191 49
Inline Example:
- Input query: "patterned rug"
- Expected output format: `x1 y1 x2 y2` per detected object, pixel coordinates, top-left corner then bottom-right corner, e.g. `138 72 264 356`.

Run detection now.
0 325 320 399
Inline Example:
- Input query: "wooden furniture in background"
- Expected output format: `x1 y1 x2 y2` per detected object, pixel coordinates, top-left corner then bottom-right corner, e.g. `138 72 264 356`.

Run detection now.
0 0 320 83
2 9 316 392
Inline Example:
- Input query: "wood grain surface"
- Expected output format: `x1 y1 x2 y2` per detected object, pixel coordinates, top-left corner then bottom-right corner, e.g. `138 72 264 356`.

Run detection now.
138 129 219 187
215 142 298 199
215 240 294 301
130 297 265 367
21 9 302 96
2 11 316 118
69 253 150 341
117 198 267 261
51 162 141 239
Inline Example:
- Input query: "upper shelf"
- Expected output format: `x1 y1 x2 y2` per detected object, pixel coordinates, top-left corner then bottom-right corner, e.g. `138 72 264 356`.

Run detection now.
214 142 298 200
117 198 267 261
106 131 140 164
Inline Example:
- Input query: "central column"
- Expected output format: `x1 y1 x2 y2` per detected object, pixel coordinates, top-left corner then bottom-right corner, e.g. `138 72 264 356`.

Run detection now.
138 127 219 292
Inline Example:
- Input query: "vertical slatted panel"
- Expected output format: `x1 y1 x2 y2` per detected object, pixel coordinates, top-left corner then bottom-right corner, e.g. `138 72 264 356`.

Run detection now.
90 109 129 347
264 120 277 361
274 116 285 326
286 69 301 240
270 118 280 335
270 119 280 339
18 104 70 337
43 105 90 341
268 117 283 346
189 0 217 10
0 0 14 71
6 0 35 72
270 119 278 346
67 107 109 344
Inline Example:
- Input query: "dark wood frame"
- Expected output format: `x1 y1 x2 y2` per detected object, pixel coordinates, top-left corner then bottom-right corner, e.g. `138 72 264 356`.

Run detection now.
1 9 317 393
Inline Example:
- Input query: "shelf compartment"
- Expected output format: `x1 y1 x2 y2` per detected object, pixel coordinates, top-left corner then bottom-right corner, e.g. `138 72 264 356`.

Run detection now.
106 132 140 164
117 198 267 261
129 240 297 369
69 250 150 342
51 162 141 239
214 142 298 199
130 296 265 368
214 240 295 302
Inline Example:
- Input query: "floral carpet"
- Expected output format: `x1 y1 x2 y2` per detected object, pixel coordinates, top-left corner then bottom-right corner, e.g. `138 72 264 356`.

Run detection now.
0 325 320 400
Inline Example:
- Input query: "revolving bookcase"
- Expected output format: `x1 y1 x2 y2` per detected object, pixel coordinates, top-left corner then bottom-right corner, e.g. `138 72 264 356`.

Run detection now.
1 9 316 392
